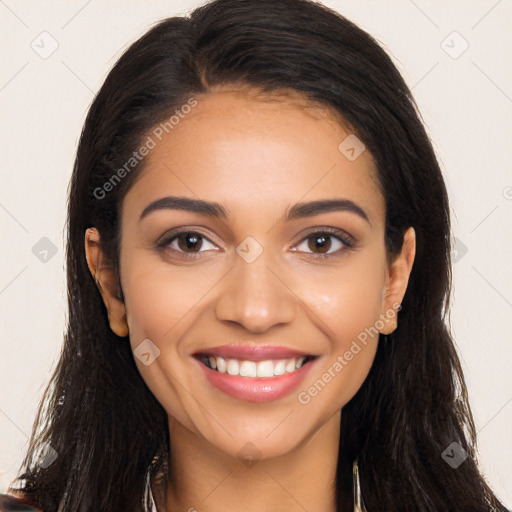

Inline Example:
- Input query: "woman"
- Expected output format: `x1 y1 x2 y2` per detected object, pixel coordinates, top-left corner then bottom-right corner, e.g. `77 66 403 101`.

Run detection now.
2 0 508 510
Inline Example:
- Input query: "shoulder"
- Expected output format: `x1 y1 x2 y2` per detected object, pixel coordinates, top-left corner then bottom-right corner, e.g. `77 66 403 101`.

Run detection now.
0 492 43 511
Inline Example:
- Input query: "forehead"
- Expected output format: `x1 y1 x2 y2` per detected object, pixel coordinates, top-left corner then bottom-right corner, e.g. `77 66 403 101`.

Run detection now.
122 87 384 227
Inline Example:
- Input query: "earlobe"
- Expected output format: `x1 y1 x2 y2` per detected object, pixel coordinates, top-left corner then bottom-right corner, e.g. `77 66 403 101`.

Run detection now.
84 228 129 338
379 226 416 335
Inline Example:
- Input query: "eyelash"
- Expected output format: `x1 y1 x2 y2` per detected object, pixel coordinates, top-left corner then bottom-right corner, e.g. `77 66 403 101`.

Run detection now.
155 227 356 260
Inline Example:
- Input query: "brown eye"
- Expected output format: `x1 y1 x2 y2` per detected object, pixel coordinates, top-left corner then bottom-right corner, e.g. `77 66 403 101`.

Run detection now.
176 232 203 252
293 229 354 258
307 233 332 253
157 230 218 259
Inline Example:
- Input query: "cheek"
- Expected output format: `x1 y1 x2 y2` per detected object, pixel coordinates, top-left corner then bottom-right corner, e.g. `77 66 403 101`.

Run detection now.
123 259 213 343
293 253 386 408
297 251 386 342
121 256 227 422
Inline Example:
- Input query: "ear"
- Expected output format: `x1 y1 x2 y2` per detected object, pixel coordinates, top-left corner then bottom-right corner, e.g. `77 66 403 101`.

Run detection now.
379 226 416 334
84 227 129 338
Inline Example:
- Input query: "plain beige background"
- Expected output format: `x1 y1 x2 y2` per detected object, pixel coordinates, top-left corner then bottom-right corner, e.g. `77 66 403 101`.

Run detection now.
1 0 511 506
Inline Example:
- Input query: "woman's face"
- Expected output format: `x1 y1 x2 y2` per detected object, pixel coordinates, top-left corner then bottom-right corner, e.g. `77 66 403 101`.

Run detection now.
89 87 414 460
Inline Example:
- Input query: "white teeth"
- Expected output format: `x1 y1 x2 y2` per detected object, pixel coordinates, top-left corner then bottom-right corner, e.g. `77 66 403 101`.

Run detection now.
274 360 286 376
216 357 227 373
227 359 239 376
257 360 274 378
203 355 311 378
240 361 257 377
285 359 296 373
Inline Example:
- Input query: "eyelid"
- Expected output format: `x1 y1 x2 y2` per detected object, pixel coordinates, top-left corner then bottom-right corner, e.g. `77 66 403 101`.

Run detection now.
291 226 355 247
155 225 356 259
155 226 220 248
289 226 355 258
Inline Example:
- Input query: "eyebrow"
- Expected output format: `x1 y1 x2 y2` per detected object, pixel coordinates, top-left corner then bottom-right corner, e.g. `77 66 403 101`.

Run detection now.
139 196 370 225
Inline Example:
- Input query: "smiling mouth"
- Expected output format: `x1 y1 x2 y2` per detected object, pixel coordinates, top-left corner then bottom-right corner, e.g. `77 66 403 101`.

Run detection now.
194 354 317 378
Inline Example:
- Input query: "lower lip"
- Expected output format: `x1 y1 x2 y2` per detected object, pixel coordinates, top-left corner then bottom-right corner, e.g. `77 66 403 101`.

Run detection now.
194 357 316 403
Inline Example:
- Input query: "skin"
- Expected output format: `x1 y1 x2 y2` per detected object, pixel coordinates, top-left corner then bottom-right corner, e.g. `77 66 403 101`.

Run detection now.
85 86 415 512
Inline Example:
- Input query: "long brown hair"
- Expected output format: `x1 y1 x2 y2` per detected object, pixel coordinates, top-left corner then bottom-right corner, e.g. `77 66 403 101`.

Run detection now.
8 0 508 510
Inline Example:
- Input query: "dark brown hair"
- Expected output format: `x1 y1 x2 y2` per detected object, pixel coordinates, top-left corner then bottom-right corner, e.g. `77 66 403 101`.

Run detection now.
8 0 508 510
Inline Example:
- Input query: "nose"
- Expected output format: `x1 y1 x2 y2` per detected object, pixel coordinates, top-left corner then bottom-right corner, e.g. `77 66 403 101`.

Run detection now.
215 252 298 333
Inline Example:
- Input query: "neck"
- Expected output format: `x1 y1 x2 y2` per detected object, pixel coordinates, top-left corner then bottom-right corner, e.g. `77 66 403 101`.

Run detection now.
164 411 343 512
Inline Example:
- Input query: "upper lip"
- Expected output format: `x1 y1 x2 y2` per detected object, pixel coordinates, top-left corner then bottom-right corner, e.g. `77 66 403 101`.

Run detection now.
193 344 316 361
